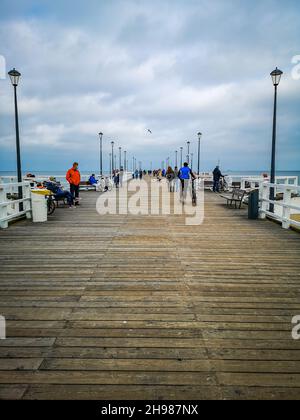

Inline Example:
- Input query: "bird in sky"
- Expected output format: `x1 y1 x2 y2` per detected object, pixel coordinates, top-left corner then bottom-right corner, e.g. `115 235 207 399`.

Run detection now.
147 129 152 134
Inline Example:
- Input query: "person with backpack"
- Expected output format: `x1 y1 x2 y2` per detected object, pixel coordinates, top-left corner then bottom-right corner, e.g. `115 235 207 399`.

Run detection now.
166 166 175 192
178 162 196 203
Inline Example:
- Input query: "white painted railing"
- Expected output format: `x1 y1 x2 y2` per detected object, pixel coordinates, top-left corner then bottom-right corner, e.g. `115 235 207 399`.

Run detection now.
0 182 32 229
241 176 298 191
259 182 300 230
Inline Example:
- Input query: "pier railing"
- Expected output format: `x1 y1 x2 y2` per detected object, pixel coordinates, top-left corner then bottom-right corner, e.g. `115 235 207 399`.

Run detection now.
0 182 32 229
241 175 298 191
259 182 300 230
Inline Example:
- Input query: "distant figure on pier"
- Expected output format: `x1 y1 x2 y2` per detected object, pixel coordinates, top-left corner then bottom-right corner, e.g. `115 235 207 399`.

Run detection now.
119 167 124 187
88 174 98 185
139 170 143 180
114 171 120 188
178 162 195 203
212 165 224 193
66 162 81 205
134 169 139 179
166 167 175 192
174 166 179 192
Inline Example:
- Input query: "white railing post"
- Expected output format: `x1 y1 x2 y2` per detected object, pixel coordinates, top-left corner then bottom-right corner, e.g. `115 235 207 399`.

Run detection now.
259 182 268 219
282 188 292 229
24 183 32 220
0 186 8 229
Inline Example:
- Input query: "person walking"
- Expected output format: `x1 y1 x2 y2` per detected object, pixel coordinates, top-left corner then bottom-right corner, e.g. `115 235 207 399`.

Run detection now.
119 167 124 188
114 170 120 188
66 162 81 205
212 165 224 193
178 162 195 204
174 166 179 192
166 166 175 192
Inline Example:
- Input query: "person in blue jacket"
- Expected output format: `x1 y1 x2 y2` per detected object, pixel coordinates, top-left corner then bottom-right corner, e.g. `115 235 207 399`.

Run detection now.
178 162 195 203
89 174 98 185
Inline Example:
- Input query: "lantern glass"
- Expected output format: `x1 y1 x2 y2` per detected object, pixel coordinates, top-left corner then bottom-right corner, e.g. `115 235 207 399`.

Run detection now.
270 67 283 86
8 68 21 86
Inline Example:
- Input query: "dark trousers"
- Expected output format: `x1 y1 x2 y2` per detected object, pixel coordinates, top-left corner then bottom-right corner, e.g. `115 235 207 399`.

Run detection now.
213 179 220 192
55 191 74 206
70 184 80 200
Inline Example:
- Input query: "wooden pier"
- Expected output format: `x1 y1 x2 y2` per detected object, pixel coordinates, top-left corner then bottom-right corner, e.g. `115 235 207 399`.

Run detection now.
0 180 300 400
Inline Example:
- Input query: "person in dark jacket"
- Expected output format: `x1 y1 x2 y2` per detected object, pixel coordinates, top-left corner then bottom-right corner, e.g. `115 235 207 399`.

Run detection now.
213 166 224 193
45 181 74 208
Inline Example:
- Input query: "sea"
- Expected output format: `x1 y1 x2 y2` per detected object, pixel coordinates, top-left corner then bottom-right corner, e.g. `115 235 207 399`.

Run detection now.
0 170 300 184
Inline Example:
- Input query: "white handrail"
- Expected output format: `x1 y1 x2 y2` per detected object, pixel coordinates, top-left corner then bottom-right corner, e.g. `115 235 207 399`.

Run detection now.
259 182 300 230
0 182 32 229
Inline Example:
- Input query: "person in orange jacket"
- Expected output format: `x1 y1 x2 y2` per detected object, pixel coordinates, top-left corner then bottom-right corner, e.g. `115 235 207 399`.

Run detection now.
66 162 81 205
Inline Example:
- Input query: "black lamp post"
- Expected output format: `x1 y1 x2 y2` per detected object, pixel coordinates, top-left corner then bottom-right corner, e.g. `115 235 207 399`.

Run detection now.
197 132 202 175
191 153 194 171
175 150 178 168
8 68 23 211
111 141 114 175
99 132 103 176
119 147 122 170
187 141 190 163
269 67 283 213
180 147 183 167
124 150 127 172
109 153 112 177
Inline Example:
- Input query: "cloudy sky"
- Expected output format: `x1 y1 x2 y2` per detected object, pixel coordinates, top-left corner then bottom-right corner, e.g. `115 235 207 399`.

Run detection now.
0 0 299 173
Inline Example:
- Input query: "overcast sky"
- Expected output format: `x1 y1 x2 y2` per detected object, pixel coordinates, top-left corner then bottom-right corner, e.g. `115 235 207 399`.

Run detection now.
0 0 299 172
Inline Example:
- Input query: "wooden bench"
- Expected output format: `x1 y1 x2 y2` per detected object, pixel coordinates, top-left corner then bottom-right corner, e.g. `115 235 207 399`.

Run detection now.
220 189 247 209
79 181 96 191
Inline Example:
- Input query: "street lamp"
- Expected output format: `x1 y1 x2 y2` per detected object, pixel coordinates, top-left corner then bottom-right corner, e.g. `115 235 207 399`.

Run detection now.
197 132 202 175
99 132 103 176
187 141 190 164
180 147 183 167
175 151 178 168
119 147 122 170
109 153 112 178
124 150 127 172
269 67 283 213
8 68 23 211
191 153 194 171
111 141 114 174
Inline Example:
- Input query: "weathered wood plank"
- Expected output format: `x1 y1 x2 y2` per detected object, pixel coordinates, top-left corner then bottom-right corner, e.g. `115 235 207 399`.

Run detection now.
0 184 299 399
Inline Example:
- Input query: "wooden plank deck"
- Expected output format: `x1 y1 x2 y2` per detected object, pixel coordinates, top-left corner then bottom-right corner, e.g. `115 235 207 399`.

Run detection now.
0 178 300 400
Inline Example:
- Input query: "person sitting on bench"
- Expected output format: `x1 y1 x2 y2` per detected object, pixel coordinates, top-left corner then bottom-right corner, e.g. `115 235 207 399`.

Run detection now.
88 174 98 185
44 181 74 208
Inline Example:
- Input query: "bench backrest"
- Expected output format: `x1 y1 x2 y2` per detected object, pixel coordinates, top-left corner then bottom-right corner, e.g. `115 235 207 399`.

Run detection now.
232 189 246 201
